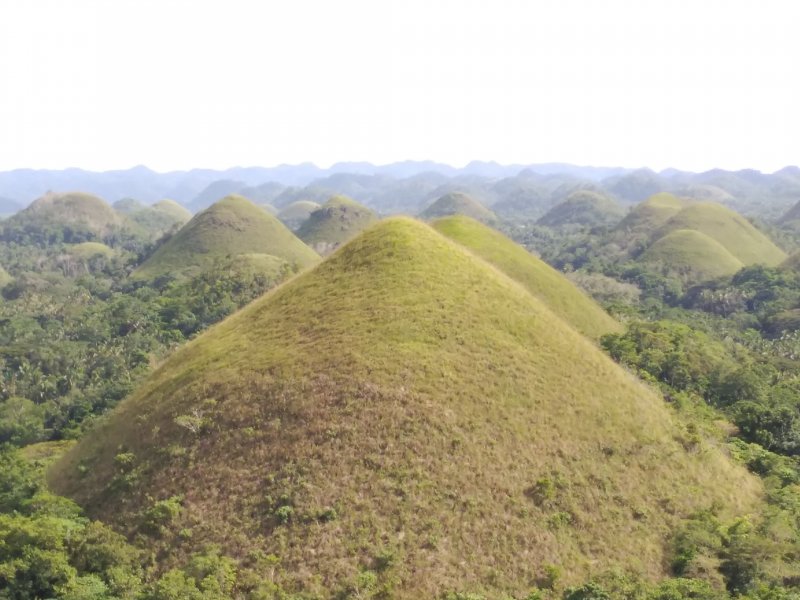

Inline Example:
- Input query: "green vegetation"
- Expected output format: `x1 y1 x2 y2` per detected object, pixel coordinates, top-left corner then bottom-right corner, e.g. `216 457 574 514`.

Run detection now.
432 215 621 338
52 218 759 597
133 194 319 279
419 191 498 224
295 195 378 255
277 200 321 230
616 192 688 235
653 202 786 267
537 190 624 228
2 192 122 245
640 229 744 282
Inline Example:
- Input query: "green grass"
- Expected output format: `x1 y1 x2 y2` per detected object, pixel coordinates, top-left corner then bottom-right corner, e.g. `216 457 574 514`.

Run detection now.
277 200 321 230
640 229 745 282
296 195 378 255
616 193 688 234
432 215 622 338
655 202 786 266
51 217 761 598
132 195 319 279
152 199 192 222
7 192 121 239
419 191 497 224
537 190 624 228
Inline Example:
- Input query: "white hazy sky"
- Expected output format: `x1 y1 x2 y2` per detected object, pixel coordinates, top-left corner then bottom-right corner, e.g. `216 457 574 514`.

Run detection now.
0 0 798 172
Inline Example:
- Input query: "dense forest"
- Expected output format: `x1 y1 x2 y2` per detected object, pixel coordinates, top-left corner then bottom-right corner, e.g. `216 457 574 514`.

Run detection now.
3 173 800 599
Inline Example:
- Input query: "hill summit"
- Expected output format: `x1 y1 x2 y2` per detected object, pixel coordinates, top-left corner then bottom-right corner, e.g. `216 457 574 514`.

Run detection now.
537 190 624 228
51 218 759 597
132 194 319 279
296 195 378 255
419 191 497 224
3 192 121 244
432 215 621 338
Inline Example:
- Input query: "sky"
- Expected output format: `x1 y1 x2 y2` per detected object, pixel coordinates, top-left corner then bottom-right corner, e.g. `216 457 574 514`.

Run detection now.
0 0 798 173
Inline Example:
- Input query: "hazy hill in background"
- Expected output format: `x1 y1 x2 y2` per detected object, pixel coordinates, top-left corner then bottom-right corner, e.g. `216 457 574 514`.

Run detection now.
2 162 798 224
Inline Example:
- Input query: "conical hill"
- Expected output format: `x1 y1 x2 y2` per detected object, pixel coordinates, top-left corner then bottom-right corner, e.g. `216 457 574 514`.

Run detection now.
132 194 319 279
653 202 786 266
419 191 497 224
3 191 121 243
640 229 745 282
50 218 760 597
433 215 621 338
296 195 378 255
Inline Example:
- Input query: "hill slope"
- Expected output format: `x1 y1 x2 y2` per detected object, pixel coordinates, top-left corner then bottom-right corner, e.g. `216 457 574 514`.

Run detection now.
3 192 121 243
132 195 319 279
615 192 688 235
296 195 378 255
277 200 321 230
640 229 745 282
433 215 621 338
51 218 759 597
655 202 786 266
537 190 624 228
419 191 498 224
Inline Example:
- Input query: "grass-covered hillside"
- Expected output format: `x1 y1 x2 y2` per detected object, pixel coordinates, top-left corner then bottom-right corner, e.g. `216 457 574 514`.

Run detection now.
419 191 498 224
51 218 760 598
277 200 321 230
296 195 378 255
615 192 688 235
116 198 193 241
132 194 319 279
640 229 745 282
433 215 621 338
537 190 624 228
2 192 122 244
654 202 786 266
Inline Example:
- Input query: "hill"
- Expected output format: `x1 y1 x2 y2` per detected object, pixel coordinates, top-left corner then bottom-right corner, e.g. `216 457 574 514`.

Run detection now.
67 241 115 261
2 192 121 244
296 195 378 255
277 200 321 230
537 190 624 228
640 229 745 282
432 215 621 338
654 202 786 266
419 191 498 224
152 199 192 222
132 195 319 279
615 192 688 235
51 218 759 597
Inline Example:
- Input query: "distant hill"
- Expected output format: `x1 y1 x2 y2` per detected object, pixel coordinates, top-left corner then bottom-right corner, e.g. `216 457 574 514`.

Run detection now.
296 195 378 255
51 217 759 596
0 196 22 216
187 179 246 212
640 229 745 282
277 200 321 231
419 191 497 224
116 198 192 241
2 192 121 244
604 168 666 202
433 215 622 338
132 195 319 279
537 189 624 228
67 241 115 260
615 193 689 235
653 202 786 266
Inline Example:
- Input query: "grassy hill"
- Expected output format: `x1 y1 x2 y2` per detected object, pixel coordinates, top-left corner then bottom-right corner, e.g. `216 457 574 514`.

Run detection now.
67 241 115 261
433 215 621 338
616 192 688 235
296 195 378 255
132 195 319 280
277 200 322 231
640 229 745 282
153 199 192 222
654 202 786 266
419 191 498 224
3 192 121 244
537 190 624 228
51 218 760 598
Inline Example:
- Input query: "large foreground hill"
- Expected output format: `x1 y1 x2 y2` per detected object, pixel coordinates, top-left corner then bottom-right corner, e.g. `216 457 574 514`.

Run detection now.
51 218 760 597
